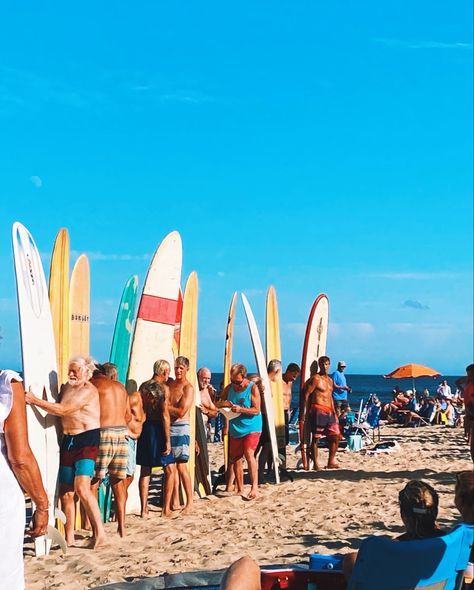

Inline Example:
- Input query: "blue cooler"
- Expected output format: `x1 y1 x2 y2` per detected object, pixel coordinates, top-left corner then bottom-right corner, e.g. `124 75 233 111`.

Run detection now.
309 553 343 571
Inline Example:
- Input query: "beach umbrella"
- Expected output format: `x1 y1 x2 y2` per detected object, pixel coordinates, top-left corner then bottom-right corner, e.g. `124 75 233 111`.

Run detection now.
384 363 441 394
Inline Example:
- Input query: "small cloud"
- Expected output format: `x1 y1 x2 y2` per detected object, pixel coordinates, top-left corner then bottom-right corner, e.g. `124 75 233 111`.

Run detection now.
367 271 462 280
403 299 430 311
375 38 473 50
30 175 42 188
70 250 150 262
286 322 306 337
217 271 225 278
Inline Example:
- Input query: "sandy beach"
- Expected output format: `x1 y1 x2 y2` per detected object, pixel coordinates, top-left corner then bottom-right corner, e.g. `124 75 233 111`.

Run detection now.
24 425 472 589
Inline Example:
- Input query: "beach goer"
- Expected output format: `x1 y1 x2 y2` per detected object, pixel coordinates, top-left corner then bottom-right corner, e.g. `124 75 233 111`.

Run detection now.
331 360 352 416
343 480 447 579
256 360 281 484
136 377 173 517
25 356 106 548
168 356 194 514
217 363 262 499
301 356 341 470
197 367 218 441
123 381 145 503
1 370 49 589
456 364 474 461
91 362 129 537
437 379 453 400
220 556 261 590
282 363 300 445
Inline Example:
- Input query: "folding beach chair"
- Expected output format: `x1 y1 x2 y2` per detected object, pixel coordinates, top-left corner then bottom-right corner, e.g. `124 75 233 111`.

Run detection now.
347 523 474 590
353 399 382 445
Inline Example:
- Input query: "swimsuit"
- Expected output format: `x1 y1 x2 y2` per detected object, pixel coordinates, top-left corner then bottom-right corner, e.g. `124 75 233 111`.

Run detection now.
229 432 261 463
170 419 190 463
126 437 137 476
309 403 341 439
94 426 129 480
59 428 100 485
137 419 173 467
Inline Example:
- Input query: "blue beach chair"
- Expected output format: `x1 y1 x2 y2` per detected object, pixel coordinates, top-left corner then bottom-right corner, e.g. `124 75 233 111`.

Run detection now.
347 523 474 590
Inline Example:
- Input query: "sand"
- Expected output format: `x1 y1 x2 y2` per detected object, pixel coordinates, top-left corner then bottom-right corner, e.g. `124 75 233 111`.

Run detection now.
24 425 472 589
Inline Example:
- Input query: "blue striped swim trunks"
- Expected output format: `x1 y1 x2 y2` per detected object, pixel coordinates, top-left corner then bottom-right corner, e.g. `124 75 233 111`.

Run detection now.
170 419 190 463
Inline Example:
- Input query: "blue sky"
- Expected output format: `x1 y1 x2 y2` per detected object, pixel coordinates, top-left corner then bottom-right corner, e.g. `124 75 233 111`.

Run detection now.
0 1 472 374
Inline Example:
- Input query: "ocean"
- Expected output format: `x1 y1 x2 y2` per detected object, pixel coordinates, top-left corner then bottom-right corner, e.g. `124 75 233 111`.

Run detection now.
209 373 459 410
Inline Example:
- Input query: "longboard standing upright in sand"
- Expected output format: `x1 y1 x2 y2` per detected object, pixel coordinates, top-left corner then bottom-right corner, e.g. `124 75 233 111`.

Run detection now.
70 254 90 358
299 294 329 470
265 286 286 462
125 231 182 514
49 228 70 387
241 294 280 484
222 292 237 469
110 275 139 384
12 222 61 556
179 272 204 497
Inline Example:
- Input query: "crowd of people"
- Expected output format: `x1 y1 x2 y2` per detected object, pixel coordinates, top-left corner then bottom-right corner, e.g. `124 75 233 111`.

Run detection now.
0 359 473 589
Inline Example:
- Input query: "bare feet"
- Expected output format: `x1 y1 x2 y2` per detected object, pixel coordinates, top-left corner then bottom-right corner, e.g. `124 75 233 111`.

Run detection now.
66 537 76 548
117 525 125 538
181 504 192 515
140 510 149 519
313 463 322 471
93 534 107 549
326 461 341 469
245 488 259 500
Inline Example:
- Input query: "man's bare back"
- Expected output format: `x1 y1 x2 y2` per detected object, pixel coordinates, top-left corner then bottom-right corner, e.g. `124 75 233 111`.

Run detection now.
126 391 145 438
59 381 100 434
91 374 128 427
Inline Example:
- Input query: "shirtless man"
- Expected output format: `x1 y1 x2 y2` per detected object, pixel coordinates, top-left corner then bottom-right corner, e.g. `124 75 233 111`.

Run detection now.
25 356 106 548
197 367 218 441
123 380 145 504
168 356 194 514
301 356 341 470
282 363 300 445
91 363 129 537
136 375 173 517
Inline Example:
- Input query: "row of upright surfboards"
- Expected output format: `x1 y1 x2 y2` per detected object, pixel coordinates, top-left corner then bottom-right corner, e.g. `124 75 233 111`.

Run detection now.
10 222 329 555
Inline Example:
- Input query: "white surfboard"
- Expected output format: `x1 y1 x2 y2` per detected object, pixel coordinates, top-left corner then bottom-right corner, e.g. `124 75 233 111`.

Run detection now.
125 231 182 513
12 222 61 556
241 294 280 484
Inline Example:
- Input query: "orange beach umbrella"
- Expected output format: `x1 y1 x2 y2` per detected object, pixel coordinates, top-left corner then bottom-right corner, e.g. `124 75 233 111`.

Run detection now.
384 363 441 393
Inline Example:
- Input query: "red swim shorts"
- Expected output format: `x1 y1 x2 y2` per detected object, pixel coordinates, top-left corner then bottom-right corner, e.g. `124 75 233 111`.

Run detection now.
229 432 261 463
310 404 342 439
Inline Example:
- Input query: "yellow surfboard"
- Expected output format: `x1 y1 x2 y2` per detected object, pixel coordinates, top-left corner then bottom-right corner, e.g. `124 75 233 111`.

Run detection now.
222 292 237 469
265 286 286 454
49 229 70 387
179 271 198 497
69 254 90 529
70 254 90 357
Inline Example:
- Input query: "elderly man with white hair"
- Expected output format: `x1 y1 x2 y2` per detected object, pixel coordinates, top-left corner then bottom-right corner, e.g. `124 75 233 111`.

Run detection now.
25 356 106 549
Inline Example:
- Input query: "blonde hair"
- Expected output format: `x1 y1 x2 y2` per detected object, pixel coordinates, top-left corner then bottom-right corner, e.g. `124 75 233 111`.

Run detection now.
69 356 96 381
399 480 439 538
230 363 247 378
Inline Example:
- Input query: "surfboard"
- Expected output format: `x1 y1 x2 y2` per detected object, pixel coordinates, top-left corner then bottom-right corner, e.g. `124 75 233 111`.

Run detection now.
172 288 184 359
241 294 280 484
125 231 182 514
299 294 329 470
70 254 90 358
222 292 237 469
12 222 61 556
265 286 286 458
179 272 199 498
49 228 70 387
110 275 139 384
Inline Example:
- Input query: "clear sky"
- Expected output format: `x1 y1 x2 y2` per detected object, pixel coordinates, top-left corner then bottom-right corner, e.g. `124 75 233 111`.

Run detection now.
0 1 472 375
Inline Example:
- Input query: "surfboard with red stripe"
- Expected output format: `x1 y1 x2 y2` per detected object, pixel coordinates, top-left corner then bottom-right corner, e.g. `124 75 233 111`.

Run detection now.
125 231 182 514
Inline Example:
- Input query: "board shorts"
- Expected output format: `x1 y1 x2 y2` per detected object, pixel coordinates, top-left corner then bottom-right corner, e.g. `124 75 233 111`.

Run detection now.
59 428 100 486
94 426 129 480
229 432 261 463
170 419 190 463
309 404 342 439
137 419 174 468
126 437 137 476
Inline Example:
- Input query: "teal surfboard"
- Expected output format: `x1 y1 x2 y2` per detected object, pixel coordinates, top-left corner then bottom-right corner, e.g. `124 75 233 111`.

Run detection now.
110 275 139 384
